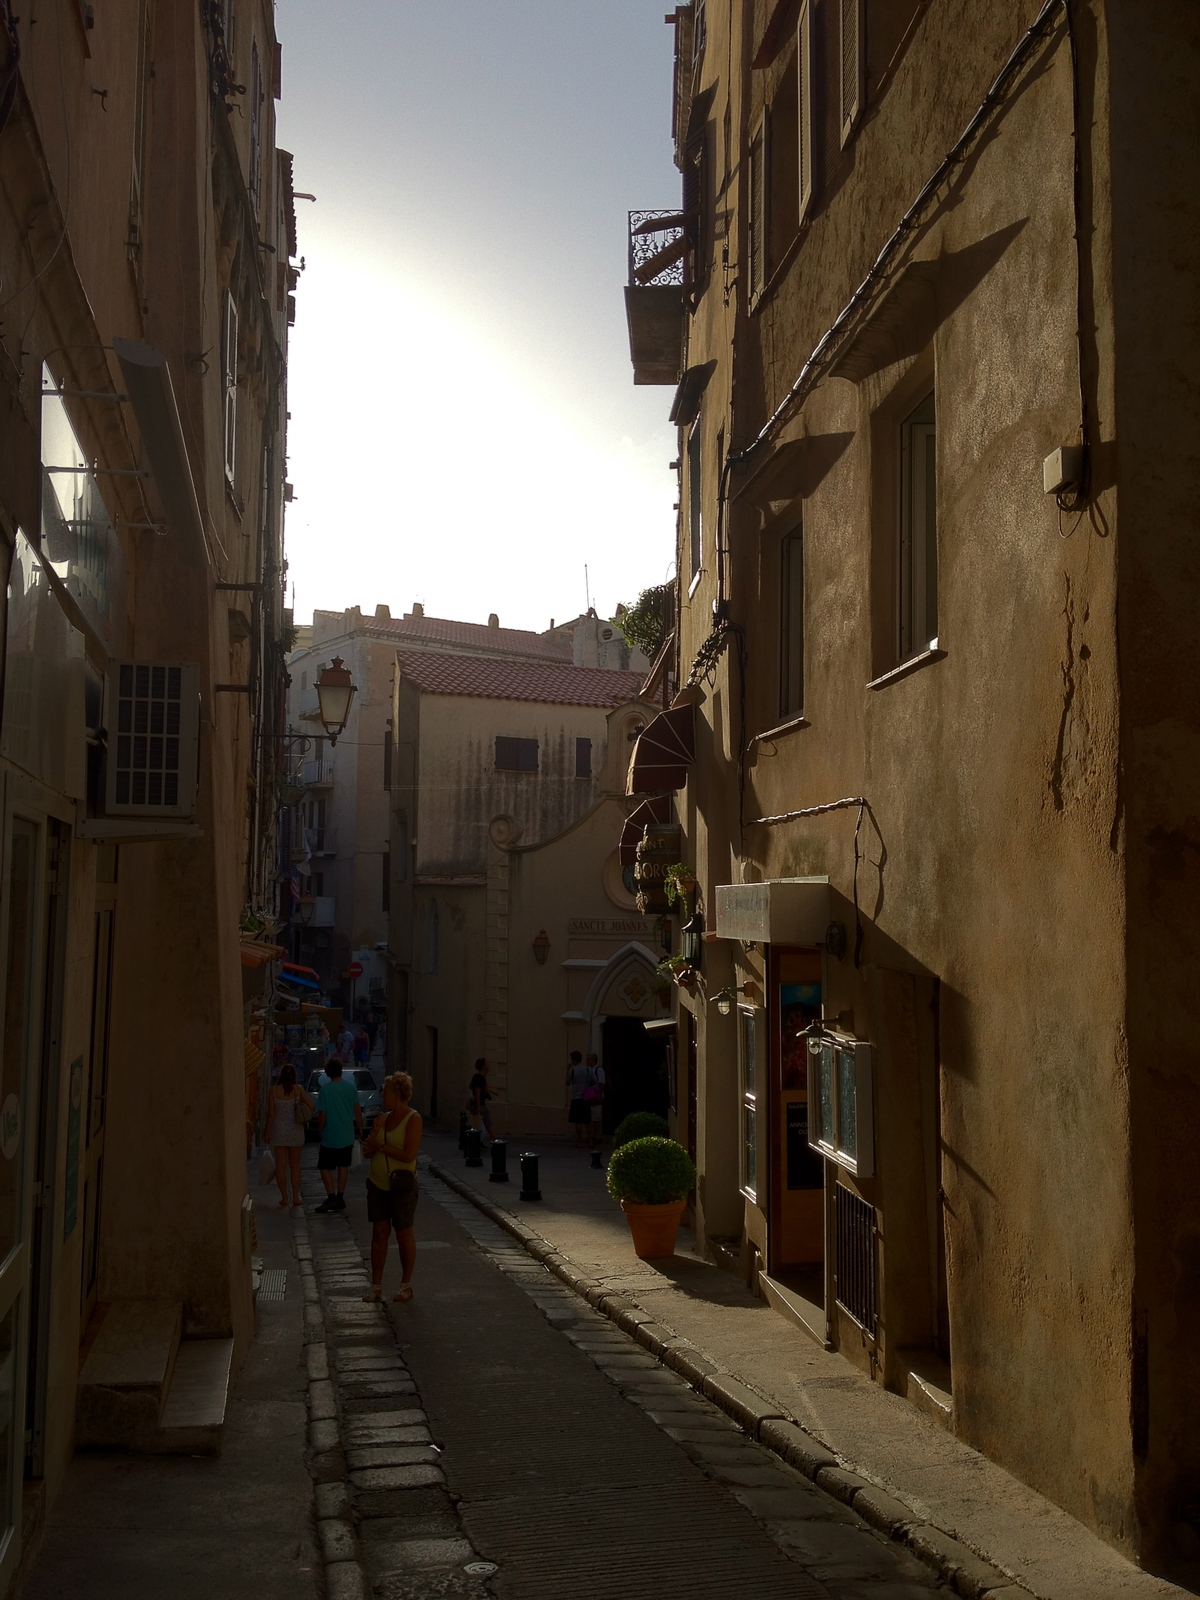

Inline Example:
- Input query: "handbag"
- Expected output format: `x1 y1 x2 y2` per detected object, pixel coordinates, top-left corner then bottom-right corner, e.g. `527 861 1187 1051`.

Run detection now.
583 1068 603 1104
383 1113 417 1195
295 1094 314 1125
257 1147 276 1186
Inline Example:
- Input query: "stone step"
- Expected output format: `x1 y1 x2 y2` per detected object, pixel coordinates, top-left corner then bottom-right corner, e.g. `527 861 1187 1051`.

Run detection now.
77 1299 183 1447
156 1337 235 1454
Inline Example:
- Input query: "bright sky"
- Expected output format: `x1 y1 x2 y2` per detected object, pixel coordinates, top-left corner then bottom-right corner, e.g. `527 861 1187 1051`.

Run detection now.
276 2 681 634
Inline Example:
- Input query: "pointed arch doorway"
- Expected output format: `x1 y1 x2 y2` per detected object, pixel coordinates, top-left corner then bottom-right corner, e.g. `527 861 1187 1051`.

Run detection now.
580 941 671 1134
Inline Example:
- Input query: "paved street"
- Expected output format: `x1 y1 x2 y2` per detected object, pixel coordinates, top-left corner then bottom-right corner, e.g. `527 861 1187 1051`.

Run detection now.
306 1146 950 1600
20 1189 318 1600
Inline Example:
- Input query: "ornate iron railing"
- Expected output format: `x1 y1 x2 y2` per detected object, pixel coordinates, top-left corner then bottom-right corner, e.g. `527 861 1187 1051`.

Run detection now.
628 210 687 287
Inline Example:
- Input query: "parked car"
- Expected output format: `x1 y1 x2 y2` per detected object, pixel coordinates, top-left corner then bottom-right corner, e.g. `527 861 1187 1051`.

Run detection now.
303 1068 383 1141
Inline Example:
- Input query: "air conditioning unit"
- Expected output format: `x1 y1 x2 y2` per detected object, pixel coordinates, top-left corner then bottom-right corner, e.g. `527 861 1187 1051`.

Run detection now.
104 661 201 818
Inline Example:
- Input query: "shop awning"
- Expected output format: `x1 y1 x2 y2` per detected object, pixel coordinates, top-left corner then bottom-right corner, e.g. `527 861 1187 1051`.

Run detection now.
240 938 285 969
282 960 319 979
278 970 320 992
619 795 674 866
627 703 695 795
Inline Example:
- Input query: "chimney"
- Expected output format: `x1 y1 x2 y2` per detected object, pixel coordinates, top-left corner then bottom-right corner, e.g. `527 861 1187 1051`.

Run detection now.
375 603 391 621
411 602 424 618
488 613 499 629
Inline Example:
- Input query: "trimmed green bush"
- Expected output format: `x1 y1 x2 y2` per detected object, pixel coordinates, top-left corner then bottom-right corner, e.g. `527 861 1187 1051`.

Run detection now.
612 1111 670 1149
607 1136 696 1206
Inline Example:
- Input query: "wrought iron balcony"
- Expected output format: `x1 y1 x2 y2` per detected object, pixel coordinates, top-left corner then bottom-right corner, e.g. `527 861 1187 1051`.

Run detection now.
628 211 687 287
625 211 686 386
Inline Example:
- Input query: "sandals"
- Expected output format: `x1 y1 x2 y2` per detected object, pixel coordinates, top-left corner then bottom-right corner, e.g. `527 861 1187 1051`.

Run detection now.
393 1285 413 1303
362 1285 382 1302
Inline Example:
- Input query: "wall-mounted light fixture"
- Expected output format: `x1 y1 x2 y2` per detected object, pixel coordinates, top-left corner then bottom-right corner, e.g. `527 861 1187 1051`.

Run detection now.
710 980 759 1016
532 929 550 964
297 892 315 927
315 656 357 745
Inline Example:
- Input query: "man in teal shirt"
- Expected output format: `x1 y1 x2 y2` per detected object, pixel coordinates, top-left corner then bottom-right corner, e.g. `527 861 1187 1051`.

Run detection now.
314 1059 363 1213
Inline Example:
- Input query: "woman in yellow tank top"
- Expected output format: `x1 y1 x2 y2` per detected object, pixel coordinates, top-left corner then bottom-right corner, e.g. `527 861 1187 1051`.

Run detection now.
362 1071 423 1302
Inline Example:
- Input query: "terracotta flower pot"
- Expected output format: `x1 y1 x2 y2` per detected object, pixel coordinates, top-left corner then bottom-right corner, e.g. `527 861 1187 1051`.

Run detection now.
621 1197 686 1259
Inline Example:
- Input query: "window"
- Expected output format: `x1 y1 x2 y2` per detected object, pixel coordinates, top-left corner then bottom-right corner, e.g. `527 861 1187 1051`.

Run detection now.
739 1006 764 1201
312 872 323 896
383 728 393 789
128 0 152 266
898 392 937 662
693 0 706 61
575 738 592 778
779 526 804 719
768 54 799 267
222 290 238 484
748 119 766 299
106 662 200 816
809 1033 874 1176
222 0 236 60
495 737 538 773
381 852 390 914
839 0 864 146
687 420 703 584
798 0 814 220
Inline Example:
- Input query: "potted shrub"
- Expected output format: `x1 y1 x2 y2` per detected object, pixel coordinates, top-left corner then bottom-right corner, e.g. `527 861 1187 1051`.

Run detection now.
607 1136 697 1259
611 1111 670 1149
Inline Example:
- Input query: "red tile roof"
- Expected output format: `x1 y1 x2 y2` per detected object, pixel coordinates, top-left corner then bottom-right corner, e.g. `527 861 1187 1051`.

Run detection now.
395 651 646 708
379 614 572 661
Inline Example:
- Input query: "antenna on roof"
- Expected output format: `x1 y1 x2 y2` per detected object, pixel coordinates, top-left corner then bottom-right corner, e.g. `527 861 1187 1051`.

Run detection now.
584 564 591 613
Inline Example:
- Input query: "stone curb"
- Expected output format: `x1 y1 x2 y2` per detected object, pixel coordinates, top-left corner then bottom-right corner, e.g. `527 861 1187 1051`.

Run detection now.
427 1160 1031 1600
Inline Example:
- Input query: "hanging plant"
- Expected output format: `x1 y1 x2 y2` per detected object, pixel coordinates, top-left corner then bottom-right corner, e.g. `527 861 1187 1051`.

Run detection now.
663 862 696 907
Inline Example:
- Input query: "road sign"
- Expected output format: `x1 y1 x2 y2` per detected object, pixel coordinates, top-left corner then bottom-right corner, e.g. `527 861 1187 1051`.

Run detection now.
347 960 364 979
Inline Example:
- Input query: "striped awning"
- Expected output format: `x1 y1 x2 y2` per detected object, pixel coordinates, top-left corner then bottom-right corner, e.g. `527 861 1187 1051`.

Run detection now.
240 938 285 969
626 703 695 795
619 795 674 866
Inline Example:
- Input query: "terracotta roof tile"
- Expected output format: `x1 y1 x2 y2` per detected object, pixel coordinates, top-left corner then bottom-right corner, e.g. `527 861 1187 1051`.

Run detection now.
395 651 646 708
378 614 572 660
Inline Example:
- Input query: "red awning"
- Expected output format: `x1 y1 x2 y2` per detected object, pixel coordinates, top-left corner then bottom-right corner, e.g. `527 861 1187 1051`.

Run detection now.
282 959 320 979
619 796 674 866
240 938 285 970
627 703 695 795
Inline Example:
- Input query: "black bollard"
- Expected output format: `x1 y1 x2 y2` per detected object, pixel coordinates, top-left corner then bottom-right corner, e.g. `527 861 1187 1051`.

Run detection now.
489 1139 509 1183
465 1127 484 1168
457 1111 469 1153
519 1151 542 1201
590 1148 603 1170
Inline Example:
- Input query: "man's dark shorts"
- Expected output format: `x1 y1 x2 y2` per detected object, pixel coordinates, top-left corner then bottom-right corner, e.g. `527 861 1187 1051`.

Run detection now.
318 1143 353 1170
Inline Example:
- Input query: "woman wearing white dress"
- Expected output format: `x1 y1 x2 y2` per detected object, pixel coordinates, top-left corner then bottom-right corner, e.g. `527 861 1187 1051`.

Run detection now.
266 1062 313 1209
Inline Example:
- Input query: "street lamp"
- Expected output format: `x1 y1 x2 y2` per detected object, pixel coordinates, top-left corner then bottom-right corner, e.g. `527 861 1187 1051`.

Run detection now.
315 657 357 745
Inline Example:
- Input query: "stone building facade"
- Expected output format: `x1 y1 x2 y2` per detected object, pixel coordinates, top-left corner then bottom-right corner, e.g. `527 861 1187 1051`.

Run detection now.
385 652 660 1133
0 0 293 1584
625 0 1200 1577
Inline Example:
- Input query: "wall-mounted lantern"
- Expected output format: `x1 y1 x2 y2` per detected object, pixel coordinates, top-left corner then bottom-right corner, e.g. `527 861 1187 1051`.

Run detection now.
315 656 357 745
532 929 551 964
711 980 759 1017
297 892 315 927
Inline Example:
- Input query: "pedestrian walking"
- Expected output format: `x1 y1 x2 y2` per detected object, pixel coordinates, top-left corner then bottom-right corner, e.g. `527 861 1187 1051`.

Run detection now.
336 1022 355 1057
317 1021 332 1060
362 1071 423 1303
313 1058 363 1213
584 1050 606 1148
265 1063 313 1210
468 1058 492 1140
354 1025 370 1066
566 1049 591 1147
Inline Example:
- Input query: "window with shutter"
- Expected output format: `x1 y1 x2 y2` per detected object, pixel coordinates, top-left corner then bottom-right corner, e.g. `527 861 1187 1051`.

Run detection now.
222 291 238 484
748 117 767 299
495 737 538 773
840 0 864 146
898 392 938 662
779 525 805 719
688 420 703 585
575 738 592 779
798 0 814 220
249 41 263 214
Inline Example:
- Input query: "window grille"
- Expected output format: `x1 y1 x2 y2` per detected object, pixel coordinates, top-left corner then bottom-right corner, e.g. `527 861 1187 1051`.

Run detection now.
105 661 200 817
835 1182 877 1335
839 0 864 146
